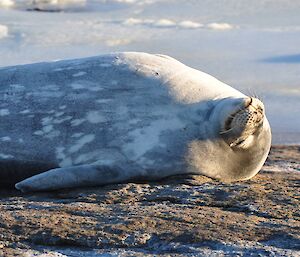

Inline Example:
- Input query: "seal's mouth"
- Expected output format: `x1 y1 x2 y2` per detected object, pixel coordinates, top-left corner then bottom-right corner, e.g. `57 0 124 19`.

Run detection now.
220 97 265 147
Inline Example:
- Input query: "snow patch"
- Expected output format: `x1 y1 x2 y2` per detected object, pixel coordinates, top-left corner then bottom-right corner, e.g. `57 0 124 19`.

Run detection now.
153 19 176 28
0 24 8 39
0 0 14 8
207 23 234 30
122 18 232 30
122 18 145 26
178 20 203 29
114 0 136 3
123 18 176 28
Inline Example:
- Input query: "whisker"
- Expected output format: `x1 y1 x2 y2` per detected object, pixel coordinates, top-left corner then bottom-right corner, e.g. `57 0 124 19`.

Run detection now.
257 94 264 102
245 88 254 97
238 106 246 112
250 90 265 103
220 128 234 134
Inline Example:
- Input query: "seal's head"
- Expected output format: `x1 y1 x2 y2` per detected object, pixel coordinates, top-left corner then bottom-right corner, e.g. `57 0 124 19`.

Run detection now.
187 96 271 182
220 97 266 148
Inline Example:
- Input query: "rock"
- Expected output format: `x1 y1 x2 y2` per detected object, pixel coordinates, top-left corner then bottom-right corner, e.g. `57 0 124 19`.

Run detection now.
0 146 299 256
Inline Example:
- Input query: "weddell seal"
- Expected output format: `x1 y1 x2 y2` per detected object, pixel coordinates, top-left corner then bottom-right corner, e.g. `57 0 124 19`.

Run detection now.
0 52 271 192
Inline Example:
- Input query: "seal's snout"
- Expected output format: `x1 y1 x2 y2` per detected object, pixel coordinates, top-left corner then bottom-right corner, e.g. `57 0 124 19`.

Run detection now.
228 97 265 131
244 97 265 124
221 97 266 147
244 97 253 108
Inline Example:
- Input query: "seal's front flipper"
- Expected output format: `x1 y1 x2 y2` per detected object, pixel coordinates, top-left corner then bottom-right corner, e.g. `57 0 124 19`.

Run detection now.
15 163 134 192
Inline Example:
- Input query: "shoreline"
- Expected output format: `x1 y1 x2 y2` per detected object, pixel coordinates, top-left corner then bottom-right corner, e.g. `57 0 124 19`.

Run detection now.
271 132 300 145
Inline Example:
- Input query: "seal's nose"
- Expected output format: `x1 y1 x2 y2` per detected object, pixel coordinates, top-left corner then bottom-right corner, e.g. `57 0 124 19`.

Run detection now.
244 97 253 108
249 98 265 114
247 97 265 124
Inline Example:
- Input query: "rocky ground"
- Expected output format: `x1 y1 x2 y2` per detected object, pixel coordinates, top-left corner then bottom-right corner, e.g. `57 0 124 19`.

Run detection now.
0 145 299 256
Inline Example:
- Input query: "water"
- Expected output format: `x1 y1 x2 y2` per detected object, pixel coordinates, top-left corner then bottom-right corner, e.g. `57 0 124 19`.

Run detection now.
0 0 299 144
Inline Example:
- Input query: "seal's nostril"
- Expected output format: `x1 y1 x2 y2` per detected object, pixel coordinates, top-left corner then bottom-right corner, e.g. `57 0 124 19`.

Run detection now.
245 97 252 108
248 97 253 106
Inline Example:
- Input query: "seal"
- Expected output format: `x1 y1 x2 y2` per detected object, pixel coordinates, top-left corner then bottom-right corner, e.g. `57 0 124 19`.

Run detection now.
0 52 271 192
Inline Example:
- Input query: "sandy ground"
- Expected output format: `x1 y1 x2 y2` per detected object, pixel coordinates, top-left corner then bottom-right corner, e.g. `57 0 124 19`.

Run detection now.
0 145 299 256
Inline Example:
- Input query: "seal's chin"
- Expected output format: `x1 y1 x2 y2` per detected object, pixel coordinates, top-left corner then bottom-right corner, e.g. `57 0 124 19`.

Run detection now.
220 97 265 148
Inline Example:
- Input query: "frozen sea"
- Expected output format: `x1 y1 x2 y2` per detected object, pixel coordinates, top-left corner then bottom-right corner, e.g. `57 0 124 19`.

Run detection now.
0 0 299 144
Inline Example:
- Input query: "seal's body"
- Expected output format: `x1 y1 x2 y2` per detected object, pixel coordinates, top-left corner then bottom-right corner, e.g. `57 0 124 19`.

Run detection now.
0 52 271 192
